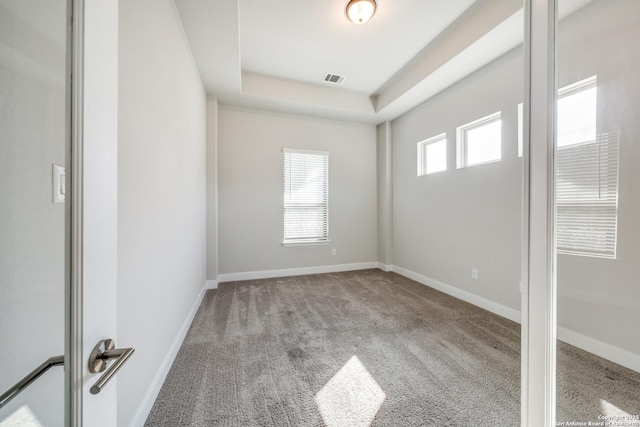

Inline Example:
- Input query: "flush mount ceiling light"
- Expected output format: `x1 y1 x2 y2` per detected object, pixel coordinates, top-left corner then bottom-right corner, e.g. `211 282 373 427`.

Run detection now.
346 0 376 25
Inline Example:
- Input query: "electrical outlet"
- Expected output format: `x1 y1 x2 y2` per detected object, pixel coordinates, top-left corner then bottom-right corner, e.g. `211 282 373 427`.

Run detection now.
332 249 337 256
471 268 479 280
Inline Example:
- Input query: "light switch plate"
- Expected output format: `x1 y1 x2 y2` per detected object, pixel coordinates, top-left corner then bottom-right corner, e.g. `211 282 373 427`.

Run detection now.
53 164 66 203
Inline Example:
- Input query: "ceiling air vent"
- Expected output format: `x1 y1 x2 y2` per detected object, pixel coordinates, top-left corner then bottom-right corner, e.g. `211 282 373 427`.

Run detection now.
323 73 346 85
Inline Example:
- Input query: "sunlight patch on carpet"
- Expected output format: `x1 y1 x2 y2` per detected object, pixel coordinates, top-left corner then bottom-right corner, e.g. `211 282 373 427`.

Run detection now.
315 355 386 427
0 405 44 427
600 399 639 425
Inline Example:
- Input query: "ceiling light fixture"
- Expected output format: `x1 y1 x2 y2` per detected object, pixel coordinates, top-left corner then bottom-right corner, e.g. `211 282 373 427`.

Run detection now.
346 0 376 25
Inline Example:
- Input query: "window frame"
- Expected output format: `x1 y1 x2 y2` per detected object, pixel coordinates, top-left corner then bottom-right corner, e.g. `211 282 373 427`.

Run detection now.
417 133 447 176
456 111 502 169
282 148 330 247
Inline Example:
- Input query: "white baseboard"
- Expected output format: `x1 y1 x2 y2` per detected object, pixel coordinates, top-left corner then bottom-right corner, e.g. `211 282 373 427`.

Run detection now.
217 261 379 283
389 264 639 374
206 279 218 289
377 262 393 272
558 327 640 373
129 280 209 427
391 265 521 323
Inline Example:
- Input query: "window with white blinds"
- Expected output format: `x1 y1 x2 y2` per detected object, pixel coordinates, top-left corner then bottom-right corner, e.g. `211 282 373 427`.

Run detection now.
282 148 329 246
556 76 619 258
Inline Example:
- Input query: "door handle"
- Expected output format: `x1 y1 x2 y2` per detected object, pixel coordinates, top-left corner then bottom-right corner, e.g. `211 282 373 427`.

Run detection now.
88 339 135 395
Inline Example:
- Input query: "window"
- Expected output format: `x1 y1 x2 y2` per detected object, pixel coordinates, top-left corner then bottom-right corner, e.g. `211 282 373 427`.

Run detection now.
557 76 597 148
556 76 619 258
456 112 502 168
282 148 329 246
518 76 597 155
417 133 447 176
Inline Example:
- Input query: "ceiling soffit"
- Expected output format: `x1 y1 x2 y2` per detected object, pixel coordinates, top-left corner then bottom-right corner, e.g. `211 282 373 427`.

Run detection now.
176 0 527 124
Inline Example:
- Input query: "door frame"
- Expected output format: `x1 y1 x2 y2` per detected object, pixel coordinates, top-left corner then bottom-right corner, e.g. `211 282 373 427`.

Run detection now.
523 0 558 426
66 0 560 425
67 0 83 423
69 0 120 425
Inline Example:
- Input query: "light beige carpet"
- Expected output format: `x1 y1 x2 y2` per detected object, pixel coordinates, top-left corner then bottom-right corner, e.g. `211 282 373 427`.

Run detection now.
145 269 640 426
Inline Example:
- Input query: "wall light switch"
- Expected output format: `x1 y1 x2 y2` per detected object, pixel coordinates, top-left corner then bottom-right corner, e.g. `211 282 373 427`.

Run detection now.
53 164 66 204
471 268 479 280
332 249 337 256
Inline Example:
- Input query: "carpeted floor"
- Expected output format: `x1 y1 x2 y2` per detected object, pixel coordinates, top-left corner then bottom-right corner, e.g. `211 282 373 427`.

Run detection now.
144 269 640 426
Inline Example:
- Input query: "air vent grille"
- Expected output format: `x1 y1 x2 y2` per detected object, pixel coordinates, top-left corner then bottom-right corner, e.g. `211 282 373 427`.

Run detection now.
323 73 346 85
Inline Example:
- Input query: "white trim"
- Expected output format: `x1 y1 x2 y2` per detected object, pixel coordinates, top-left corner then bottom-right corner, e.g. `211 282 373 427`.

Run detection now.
205 279 218 290
377 262 392 272
390 265 520 323
282 240 331 247
389 264 640 374
217 262 378 283
558 327 640 374
524 0 557 426
69 0 84 424
282 147 329 156
129 281 209 427
518 103 524 158
558 75 596 97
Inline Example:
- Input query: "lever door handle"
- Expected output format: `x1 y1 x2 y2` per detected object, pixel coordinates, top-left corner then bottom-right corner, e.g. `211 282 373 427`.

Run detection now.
88 339 135 395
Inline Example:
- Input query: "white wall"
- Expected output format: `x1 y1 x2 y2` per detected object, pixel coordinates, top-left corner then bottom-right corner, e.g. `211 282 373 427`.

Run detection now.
117 0 207 424
391 48 524 314
0 3 66 425
217 106 378 276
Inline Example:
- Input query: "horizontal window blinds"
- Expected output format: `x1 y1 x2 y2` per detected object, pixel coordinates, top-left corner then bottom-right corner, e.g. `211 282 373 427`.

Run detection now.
556 132 619 258
283 149 329 244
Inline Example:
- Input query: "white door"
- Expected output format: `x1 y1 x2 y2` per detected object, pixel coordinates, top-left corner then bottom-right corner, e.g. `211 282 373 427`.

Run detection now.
1 1 121 426
76 0 120 426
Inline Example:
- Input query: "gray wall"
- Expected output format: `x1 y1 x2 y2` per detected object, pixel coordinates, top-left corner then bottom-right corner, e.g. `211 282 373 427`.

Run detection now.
555 0 640 358
377 121 393 268
390 0 640 363
391 48 524 313
117 0 207 424
217 106 378 275
206 97 219 280
0 2 66 425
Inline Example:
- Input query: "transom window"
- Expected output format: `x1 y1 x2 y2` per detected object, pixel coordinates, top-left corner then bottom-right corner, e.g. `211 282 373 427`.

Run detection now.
456 112 502 168
417 133 447 176
282 148 329 246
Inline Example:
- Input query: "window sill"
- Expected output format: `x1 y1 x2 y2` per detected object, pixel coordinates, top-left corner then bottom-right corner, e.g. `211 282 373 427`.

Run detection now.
282 240 331 248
